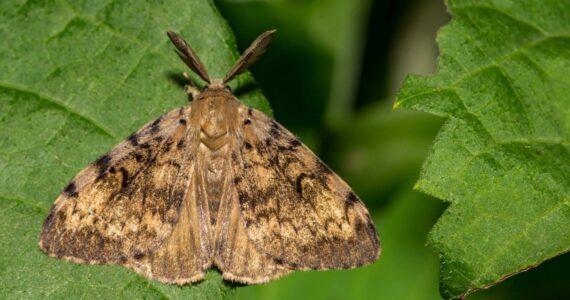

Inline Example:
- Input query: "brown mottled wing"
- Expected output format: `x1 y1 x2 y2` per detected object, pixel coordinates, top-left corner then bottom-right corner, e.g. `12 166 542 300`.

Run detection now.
230 108 380 271
39 106 209 284
212 173 290 284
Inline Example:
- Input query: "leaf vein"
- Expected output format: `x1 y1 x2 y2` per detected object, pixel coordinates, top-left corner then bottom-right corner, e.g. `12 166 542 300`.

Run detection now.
0 82 116 139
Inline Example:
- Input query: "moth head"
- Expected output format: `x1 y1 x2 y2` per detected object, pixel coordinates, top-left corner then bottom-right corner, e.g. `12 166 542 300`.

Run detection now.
167 30 276 92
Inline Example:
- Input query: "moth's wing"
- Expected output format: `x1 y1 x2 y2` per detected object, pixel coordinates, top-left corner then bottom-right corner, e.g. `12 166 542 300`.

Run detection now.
39 106 209 284
212 176 290 284
133 167 212 284
230 108 380 270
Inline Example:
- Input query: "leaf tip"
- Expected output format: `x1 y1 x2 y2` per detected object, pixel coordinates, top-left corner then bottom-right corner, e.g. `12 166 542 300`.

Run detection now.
412 181 422 191
392 100 401 110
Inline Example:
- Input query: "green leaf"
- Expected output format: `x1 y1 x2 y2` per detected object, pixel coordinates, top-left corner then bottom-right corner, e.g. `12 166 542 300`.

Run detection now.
0 0 270 298
395 0 570 298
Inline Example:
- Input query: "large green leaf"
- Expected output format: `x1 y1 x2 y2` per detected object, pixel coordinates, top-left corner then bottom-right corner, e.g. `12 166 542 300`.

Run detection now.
0 0 270 298
395 0 569 298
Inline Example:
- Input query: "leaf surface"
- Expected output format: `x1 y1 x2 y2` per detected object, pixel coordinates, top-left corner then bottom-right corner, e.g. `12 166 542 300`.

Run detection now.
395 0 570 298
0 0 271 298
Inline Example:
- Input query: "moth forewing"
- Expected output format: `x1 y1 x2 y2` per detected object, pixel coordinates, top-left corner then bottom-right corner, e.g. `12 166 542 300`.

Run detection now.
39 29 380 286
231 107 380 271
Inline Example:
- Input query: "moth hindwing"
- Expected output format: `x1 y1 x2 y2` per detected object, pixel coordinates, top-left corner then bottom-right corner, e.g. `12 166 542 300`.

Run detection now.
39 29 380 285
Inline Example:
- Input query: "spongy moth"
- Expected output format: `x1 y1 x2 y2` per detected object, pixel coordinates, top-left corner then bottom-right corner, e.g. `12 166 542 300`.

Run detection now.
39 29 380 284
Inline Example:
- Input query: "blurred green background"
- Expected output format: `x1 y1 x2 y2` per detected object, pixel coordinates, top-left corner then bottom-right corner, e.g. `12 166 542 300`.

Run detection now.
213 0 570 299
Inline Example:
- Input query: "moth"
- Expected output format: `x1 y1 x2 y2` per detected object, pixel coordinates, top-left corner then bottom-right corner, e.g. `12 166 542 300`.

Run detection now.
39 30 380 284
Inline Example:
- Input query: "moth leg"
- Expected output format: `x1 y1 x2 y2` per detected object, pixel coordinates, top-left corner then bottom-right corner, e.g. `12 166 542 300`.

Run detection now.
183 72 201 99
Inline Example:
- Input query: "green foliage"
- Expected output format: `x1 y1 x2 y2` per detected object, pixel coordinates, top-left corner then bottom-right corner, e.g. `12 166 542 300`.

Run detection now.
2 0 567 298
0 0 270 298
395 0 570 298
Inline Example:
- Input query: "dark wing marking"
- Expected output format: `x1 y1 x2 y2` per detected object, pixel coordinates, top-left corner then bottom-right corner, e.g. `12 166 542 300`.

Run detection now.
167 31 211 84
223 30 276 84
230 107 380 270
131 168 211 284
39 106 209 284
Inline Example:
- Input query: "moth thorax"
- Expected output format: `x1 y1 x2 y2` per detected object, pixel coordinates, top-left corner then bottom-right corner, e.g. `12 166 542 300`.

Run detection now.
199 99 229 151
